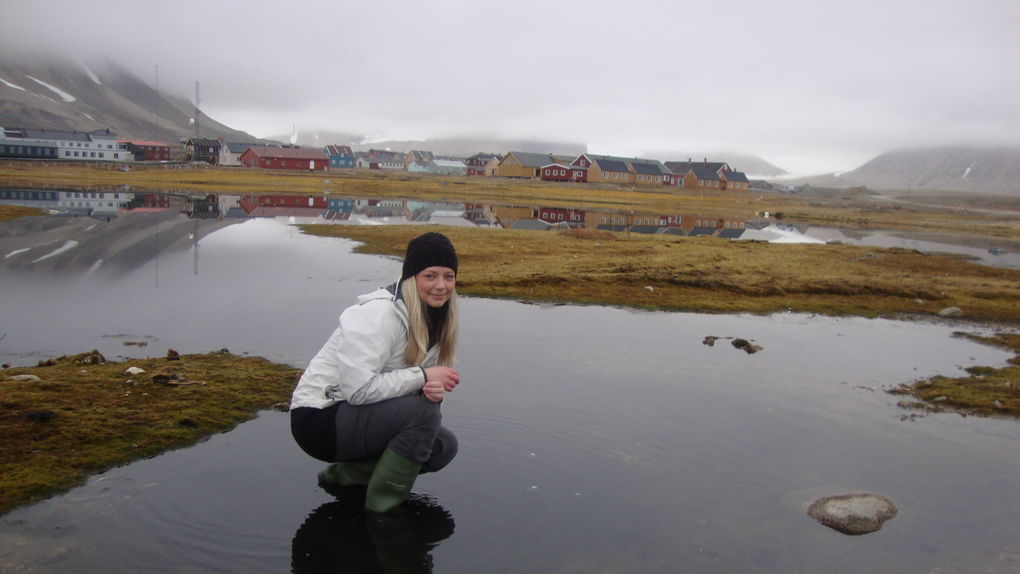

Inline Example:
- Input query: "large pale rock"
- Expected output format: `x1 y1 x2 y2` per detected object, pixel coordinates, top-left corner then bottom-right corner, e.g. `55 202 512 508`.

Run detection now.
807 493 898 535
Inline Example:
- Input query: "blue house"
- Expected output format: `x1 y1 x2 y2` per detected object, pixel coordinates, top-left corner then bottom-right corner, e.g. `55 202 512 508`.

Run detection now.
323 144 356 168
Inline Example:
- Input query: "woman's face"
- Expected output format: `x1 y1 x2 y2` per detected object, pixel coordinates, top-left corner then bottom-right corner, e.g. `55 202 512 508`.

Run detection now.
415 266 456 308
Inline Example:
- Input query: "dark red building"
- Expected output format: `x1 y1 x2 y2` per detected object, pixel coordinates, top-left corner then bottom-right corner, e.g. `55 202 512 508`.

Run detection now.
120 140 172 161
240 146 328 171
539 163 587 182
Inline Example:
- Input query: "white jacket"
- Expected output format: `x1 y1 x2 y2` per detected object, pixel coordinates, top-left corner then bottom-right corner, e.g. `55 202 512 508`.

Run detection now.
290 286 437 409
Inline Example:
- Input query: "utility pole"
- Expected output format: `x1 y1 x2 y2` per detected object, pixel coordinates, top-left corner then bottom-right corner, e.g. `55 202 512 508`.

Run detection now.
194 81 200 139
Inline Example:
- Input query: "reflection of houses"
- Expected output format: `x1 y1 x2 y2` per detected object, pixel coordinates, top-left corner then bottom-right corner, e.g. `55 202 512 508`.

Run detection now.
240 194 328 216
486 204 537 228
324 145 356 168
356 149 404 170
185 138 221 164
186 194 220 219
496 152 573 178
537 207 585 226
57 190 134 214
121 140 171 161
324 197 355 221
240 147 328 171
465 153 501 176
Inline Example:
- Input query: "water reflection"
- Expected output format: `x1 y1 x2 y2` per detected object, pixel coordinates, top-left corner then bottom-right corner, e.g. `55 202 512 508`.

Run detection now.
4 185 1018 271
292 493 455 574
2 211 1020 573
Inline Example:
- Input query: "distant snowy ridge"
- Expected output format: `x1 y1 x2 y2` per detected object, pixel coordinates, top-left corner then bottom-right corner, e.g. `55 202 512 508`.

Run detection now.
0 76 26 91
80 62 101 85
26 75 76 102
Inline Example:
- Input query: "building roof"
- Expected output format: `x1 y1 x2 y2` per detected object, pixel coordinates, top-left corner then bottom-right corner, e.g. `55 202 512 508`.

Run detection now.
665 160 730 175
511 218 553 230
223 142 260 153
186 137 222 148
6 128 92 141
244 146 327 160
593 158 630 172
120 140 171 147
722 170 749 183
324 144 353 155
718 228 745 238
630 159 670 175
408 150 435 162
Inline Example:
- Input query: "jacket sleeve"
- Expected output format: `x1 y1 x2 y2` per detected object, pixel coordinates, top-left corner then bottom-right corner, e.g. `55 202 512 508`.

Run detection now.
334 299 426 405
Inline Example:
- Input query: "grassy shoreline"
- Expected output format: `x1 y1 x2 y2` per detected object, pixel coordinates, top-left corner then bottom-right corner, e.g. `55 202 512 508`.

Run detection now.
0 350 301 516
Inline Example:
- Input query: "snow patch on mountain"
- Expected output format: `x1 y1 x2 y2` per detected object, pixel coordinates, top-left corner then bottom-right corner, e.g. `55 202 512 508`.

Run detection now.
26 75 77 102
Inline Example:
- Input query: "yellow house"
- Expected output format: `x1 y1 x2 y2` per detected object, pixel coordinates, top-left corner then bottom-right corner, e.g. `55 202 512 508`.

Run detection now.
496 152 573 178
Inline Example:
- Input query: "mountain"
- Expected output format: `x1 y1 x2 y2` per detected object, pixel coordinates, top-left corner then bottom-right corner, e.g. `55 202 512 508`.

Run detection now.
835 146 1020 194
0 55 260 144
277 131 587 158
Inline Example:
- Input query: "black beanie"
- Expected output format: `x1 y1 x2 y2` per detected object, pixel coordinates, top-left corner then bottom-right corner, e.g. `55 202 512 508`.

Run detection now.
401 232 458 280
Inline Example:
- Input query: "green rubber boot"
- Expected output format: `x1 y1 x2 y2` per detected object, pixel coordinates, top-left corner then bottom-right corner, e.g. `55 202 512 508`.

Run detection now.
365 449 422 513
318 458 379 487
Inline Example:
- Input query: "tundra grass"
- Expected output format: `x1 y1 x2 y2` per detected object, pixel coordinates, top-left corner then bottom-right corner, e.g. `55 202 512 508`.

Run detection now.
0 350 301 516
0 204 45 221
298 224 1020 322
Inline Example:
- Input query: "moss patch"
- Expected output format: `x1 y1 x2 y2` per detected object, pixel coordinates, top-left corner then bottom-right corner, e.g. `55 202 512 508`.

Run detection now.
0 350 301 515
889 333 1020 417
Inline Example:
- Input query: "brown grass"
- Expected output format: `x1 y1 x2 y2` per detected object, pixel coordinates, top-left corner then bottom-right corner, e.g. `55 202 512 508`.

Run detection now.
298 224 1020 322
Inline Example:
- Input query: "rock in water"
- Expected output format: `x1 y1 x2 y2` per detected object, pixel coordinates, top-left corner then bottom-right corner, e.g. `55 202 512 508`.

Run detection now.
808 493 898 535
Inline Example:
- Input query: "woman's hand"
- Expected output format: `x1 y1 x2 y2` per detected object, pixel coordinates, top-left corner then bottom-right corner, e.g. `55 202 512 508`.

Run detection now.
422 367 459 402
422 380 446 403
424 366 460 392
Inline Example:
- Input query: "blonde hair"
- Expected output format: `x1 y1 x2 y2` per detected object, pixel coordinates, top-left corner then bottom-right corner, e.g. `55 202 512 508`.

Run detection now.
401 276 458 367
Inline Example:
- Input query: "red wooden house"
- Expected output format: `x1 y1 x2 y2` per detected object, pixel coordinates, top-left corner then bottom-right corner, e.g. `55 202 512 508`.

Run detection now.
539 163 588 182
120 140 172 161
240 146 328 171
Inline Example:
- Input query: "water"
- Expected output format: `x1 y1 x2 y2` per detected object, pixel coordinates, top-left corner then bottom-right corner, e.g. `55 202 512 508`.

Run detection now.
2 215 1020 573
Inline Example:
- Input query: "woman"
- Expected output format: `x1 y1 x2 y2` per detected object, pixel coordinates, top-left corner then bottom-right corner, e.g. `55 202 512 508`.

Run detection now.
290 231 461 513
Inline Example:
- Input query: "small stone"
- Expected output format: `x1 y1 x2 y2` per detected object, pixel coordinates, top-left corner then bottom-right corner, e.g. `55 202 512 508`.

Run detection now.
166 349 180 361
125 366 146 375
808 493 898 535
937 306 963 318
703 336 718 347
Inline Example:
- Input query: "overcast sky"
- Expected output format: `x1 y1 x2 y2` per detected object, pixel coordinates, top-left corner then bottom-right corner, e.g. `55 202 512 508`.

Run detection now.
2 0 1018 174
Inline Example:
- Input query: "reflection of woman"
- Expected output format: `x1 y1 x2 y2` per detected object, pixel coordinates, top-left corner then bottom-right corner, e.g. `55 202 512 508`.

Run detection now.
290 232 461 513
291 494 456 573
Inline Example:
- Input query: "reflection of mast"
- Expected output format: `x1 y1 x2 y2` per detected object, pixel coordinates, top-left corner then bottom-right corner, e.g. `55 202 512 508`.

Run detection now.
193 218 199 275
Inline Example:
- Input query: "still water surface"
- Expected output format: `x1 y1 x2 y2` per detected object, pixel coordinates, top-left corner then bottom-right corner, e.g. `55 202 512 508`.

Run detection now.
2 216 1019 573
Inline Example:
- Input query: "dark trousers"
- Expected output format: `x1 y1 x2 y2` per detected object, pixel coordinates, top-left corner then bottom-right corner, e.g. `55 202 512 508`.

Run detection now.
291 395 458 473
